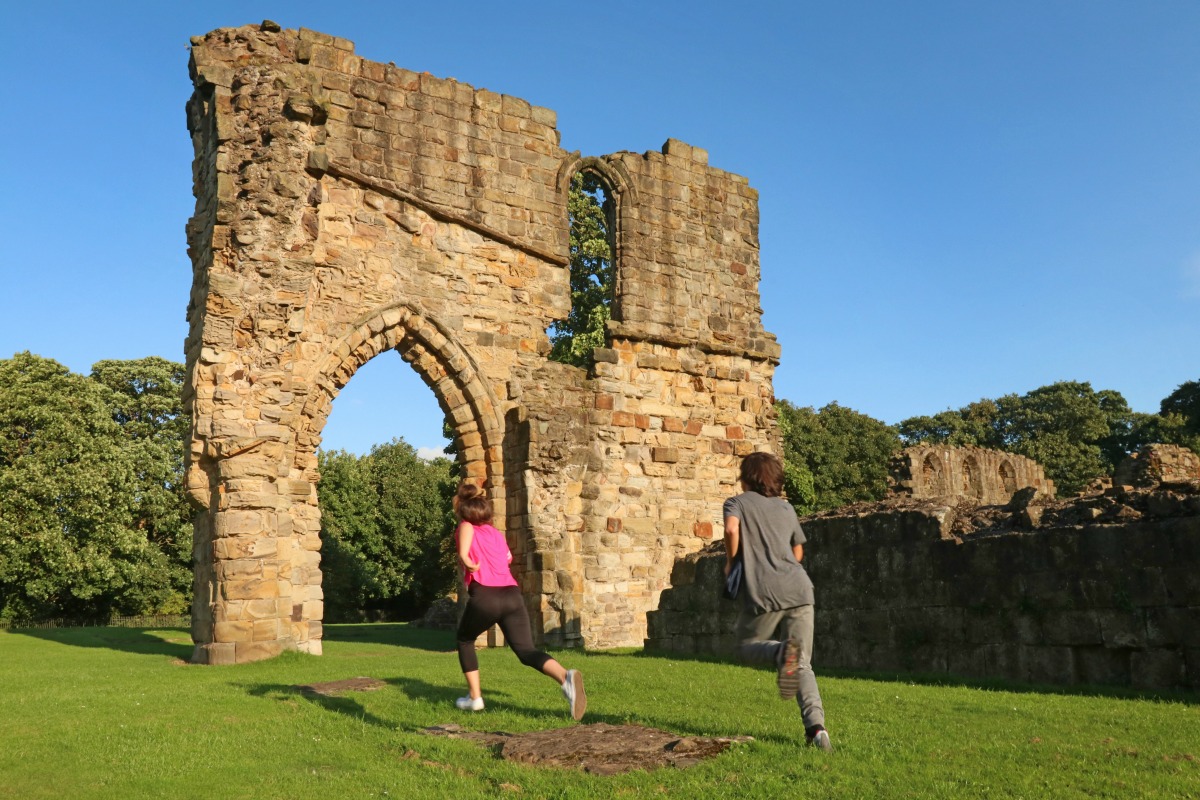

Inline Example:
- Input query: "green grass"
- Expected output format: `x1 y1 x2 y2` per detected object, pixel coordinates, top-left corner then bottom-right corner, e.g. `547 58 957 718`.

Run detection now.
1 624 1197 799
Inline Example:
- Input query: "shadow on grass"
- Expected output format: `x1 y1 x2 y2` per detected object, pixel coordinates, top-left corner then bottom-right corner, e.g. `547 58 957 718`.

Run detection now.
11 626 191 660
240 674 627 734
618 647 1200 705
324 622 455 653
386 675 628 727
245 682 397 731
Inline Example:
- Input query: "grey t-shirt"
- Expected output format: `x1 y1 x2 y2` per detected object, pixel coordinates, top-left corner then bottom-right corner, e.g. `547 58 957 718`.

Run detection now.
723 491 814 612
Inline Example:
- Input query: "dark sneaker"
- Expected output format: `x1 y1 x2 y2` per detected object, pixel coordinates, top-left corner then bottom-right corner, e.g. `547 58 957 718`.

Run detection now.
807 728 833 752
562 669 587 721
777 639 800 700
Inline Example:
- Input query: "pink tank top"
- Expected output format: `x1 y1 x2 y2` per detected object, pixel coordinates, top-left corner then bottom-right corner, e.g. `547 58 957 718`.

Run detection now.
459 522 518 588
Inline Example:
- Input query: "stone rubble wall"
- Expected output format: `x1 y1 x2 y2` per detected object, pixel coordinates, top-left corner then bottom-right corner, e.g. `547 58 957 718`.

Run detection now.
646 499 1200 691
1114 444 1200 488
183 23 779 662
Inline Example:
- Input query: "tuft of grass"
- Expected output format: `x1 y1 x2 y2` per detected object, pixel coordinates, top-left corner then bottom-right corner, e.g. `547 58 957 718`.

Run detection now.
1 623 1197 799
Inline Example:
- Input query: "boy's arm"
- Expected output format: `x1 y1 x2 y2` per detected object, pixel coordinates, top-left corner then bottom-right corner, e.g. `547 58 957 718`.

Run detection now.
723 515 740 576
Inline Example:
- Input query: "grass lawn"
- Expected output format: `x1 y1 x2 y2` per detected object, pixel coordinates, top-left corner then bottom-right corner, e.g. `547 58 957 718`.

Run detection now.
1 623 1197 799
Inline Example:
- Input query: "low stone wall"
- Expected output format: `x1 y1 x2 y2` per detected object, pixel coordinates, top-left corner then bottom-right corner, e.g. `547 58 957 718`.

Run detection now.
646 499 1200 691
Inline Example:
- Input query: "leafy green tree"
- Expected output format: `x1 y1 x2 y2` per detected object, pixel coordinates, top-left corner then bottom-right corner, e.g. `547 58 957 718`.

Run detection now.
777 400 901 513
996 385 1113 495
315 449 383 621
90 357 192 611
549 171 613 367
0 353 182 622
1153 380 1200 455
317 439 456 621
1160 380 1200 429
370 440 457 610
897 399 1000 448
776 405 816 513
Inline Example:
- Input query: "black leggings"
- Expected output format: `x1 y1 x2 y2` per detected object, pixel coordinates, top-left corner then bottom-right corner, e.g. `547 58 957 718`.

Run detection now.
456 583 551 674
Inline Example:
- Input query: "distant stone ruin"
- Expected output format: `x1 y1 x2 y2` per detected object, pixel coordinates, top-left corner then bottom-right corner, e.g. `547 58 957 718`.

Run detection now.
889 445 1055 505
183 23 779 664
1114 444 1200 487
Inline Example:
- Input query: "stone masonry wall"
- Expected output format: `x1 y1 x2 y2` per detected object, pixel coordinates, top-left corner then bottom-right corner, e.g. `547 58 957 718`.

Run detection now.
1114 444 1200 488
183 22 779 662
647 497 1200 691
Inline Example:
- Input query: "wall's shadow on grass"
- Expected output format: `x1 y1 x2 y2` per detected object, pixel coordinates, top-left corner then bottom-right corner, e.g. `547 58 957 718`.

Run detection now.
245 682 396 731
613 648 1200 705
324 622 455 653
819 666 1200 705
12 626 191 660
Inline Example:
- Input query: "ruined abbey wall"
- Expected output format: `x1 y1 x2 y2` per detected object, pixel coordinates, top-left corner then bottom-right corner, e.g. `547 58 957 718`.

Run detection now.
890 446 1056 505
183 23 779 663
647 490 1200 691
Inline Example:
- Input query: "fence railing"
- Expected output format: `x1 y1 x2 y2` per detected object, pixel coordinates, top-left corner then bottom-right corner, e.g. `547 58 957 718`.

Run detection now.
0 614 190 631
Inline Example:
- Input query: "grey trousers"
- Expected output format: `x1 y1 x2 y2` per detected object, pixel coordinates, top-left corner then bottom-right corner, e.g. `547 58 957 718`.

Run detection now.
736 603 825 730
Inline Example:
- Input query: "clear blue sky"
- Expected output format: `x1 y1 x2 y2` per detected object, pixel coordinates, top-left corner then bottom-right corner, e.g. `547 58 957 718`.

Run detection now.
2 1 1197 457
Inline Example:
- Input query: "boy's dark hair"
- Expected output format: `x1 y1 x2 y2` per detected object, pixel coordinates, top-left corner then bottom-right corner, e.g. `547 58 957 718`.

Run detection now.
739 451 784 497
455 481 494 525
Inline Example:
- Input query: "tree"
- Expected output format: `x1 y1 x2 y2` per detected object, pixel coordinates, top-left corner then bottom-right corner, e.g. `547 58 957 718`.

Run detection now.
1151 380 1200 455
370 439 457 612
1160 380 1200 431
777 400 900 513
315 449 384 621
1117 380 1200 457
549 171 613 367
317 439 456 621
0 353 183 622
90 357 193 611
897 399 1000 448
776 405 816 513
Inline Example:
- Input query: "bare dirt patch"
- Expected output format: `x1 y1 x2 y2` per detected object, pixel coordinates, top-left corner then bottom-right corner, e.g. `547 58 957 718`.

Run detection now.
296 676 386 696
422 722 752 775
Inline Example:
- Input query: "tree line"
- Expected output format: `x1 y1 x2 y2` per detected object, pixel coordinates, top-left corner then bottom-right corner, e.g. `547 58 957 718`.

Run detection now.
778 380 1200 515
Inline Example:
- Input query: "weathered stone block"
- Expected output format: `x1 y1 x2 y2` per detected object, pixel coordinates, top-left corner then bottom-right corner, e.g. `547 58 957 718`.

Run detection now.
1075 646 1130 686
652 447 679 463
1130 649 1185 689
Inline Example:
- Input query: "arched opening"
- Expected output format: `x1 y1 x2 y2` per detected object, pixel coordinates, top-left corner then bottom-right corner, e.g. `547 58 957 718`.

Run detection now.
548 168 616 367
290 304 507 643
962 456 983 499
316 354 458 624
999 460 1017 495
922 454 946 495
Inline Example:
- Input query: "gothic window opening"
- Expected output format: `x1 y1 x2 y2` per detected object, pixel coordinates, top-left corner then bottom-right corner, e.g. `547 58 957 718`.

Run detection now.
548 170 614 367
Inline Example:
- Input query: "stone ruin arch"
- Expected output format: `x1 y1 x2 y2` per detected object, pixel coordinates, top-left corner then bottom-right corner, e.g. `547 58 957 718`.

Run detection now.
891 446 1056 505
296 302 504 484
183 23 781 664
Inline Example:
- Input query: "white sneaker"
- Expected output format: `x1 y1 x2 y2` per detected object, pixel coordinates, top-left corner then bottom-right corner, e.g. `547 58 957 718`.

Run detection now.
455 695 484 711
561 669 586 721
